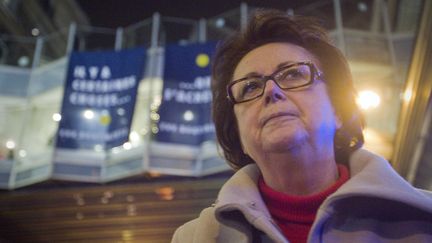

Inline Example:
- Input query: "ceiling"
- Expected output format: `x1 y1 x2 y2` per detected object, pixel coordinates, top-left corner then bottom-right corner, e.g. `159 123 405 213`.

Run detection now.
0 0 319 36
0 0 423 66
76 0 307 28
2 0 419 35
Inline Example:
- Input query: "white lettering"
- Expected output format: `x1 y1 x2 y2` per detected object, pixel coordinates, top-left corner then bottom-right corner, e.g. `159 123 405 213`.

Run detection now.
159 122 178 133
68 92 129 107
177 123 215 136
69 76 136 93
59 129 78 139
163 89 212 104
73 66 86 79
89 66 99 79
194 76 211 89
100 66 111 79
75 128 129 142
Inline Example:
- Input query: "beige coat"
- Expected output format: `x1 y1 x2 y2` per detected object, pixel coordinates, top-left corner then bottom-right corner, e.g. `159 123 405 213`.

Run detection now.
172 149 432 242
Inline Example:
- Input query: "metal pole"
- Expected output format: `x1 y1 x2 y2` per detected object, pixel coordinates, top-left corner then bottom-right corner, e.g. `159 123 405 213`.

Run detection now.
392 0 432 179
240 2 248 31
31 37 43 69
333 0 346 54
151 12 160 48
149 12 161 80
15 36 44 169
148 12 161 105
407 100 432 183
66 22 77 54
198 18 207 43
145 12 162 170
370 0 381 33
149 12 162 121
380 0 397 73
115 27 124 50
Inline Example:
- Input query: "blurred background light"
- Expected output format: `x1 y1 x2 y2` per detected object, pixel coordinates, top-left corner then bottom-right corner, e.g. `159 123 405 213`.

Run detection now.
31 28 40 36
357 90 381 110
52 113 62 122
93 144 104 152
122 142 132 150
129 131 140 143
403 89 413 102
17 56 29 67
357 1 368 12
18 149 27 157
151 126 159 134
183 110 194 121
150 112 160 121
215 18 225 28
83 109 95 119
5 140 15 149
116 107 125 116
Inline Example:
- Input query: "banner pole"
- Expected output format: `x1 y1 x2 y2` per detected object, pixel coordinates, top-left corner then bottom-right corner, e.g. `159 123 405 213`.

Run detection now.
198 18 206 43
115 27 124 51
66 22 77 55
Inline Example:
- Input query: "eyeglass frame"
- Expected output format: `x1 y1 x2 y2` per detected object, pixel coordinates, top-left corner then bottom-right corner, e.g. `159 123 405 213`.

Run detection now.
226 61 323 104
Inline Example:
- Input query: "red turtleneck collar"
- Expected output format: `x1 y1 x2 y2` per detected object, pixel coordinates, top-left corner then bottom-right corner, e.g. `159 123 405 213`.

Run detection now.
258 164 350 243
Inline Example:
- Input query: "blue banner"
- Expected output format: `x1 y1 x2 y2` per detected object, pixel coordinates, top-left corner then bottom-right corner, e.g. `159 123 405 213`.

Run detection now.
56 47 145 150
154 42 216 146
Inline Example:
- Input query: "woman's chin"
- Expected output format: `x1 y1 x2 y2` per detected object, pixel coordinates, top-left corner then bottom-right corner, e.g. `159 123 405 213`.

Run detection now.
262 132 307 153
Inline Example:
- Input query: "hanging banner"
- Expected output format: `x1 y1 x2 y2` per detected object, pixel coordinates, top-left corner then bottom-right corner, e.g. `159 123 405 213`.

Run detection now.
56 47 145 150
154 42 216 146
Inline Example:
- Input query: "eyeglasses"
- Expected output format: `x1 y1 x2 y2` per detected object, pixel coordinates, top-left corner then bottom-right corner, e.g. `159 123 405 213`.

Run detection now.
227 61 322 104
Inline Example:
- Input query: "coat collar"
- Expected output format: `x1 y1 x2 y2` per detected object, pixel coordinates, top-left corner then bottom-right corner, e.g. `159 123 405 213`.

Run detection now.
213 148 432 243
214 164 288 242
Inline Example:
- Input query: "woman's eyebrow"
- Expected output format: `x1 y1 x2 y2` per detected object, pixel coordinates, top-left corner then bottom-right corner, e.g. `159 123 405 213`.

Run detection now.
241 71 263 78
237 61 299 79
276 61 296 69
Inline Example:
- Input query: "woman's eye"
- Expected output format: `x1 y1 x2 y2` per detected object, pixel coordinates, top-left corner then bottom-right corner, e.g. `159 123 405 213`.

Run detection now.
241 80 260 96
282 69 304 80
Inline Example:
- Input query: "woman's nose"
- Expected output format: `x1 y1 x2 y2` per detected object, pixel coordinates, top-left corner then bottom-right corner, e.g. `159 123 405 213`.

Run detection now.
264 79 286 104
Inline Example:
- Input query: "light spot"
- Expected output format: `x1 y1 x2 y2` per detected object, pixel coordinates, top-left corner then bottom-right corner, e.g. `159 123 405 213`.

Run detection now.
357 90 380 110
52 113 62 122
5 140 15 149
183 110 194 121
196 54 210 68
83 110 94 120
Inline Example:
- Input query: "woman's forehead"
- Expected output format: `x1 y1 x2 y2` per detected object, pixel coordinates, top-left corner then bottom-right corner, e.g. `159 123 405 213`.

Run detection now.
232 42 318 79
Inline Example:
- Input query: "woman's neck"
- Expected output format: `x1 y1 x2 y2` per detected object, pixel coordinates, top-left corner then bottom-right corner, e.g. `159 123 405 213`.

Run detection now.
258 148 339 195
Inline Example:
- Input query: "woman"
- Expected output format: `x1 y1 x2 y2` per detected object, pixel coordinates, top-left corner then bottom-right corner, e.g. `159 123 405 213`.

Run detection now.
172 10 432 243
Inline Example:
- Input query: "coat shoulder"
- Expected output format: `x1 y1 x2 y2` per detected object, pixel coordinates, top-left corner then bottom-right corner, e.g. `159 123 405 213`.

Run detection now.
171 206 219 243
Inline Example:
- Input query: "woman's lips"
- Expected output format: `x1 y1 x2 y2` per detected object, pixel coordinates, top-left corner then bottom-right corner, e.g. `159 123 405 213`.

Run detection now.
261 112 298 127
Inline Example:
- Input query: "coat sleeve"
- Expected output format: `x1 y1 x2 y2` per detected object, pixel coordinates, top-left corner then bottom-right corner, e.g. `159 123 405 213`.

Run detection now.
171 207 219 243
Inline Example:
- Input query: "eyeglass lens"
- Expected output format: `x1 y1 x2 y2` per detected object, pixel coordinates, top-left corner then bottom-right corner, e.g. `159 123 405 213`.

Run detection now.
231 63 312 102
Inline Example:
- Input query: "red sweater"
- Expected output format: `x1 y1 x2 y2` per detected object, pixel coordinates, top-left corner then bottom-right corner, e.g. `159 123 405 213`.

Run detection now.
258 164 349 243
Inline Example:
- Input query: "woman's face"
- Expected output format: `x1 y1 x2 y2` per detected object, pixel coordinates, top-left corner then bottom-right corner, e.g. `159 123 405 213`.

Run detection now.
232 42 341 163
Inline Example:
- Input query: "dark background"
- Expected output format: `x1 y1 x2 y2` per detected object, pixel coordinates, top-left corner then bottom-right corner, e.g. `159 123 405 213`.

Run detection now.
76 0 316 27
